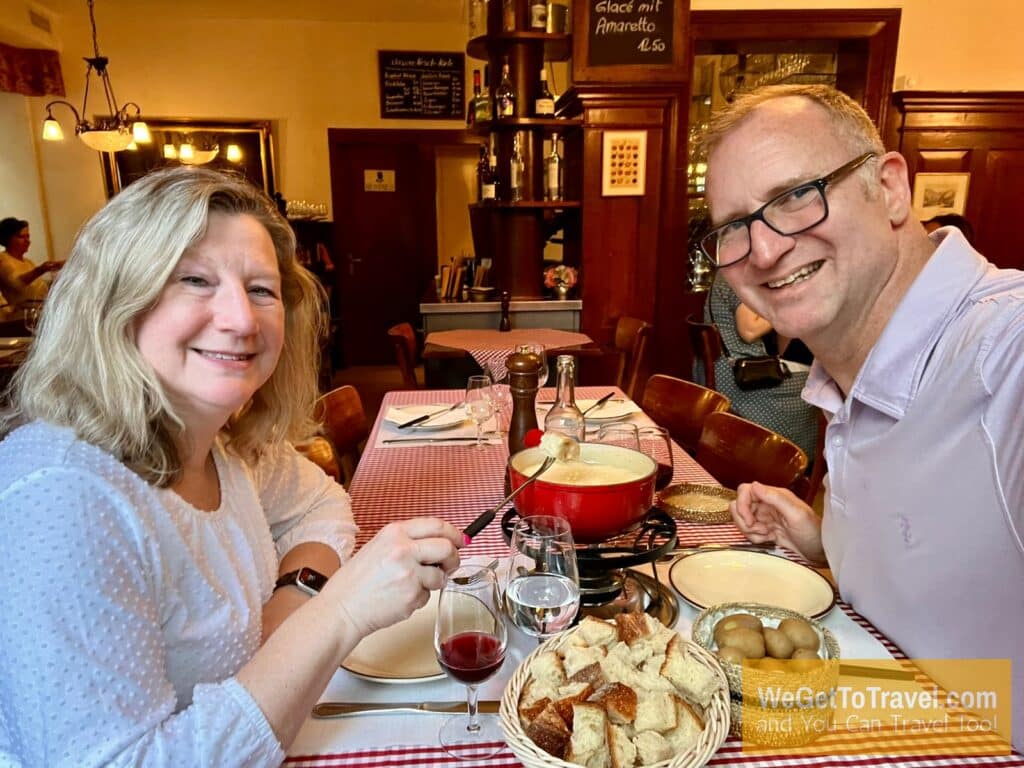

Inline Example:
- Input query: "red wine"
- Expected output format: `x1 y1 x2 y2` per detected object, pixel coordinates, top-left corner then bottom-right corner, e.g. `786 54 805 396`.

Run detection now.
439 631 505 684
655 462 674 490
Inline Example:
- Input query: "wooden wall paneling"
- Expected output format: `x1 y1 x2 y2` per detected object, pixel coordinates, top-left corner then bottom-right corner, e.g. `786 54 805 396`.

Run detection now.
889 92 1024 271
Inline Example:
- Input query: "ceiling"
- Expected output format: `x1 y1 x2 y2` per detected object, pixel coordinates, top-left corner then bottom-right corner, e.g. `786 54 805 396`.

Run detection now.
34 0 466 24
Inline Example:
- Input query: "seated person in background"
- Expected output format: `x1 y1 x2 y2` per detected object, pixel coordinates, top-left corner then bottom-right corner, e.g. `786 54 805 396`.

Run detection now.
922 212 975 244
698 270 819 461
0 167 463 766
700 84 1023 750
0 217 62 316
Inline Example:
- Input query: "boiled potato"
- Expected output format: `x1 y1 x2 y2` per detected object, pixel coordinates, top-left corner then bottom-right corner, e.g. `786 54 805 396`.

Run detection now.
713 613 763 645
717 627 765 659
763 627 795 659
778 618 820 652
717 646 747 665
791 648 821 660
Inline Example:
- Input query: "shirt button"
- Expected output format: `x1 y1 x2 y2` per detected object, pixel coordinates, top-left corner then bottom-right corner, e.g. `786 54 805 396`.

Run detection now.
831 435 844 448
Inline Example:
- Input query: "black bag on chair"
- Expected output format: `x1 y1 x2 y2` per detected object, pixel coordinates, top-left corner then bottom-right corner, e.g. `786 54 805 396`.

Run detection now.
732 355 790 391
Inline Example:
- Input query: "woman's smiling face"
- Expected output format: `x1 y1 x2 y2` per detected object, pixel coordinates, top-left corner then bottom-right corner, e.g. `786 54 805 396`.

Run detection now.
135 212 285 430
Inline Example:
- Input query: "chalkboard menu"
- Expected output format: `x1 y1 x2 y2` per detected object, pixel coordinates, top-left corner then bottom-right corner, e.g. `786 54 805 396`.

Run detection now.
378 50 465 120
587 0 674 67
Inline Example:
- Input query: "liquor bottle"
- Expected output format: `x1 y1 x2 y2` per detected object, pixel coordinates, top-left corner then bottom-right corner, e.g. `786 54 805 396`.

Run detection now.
545 133 562 202
481 149 499 203
510 133 524 202
476 143 490 200
530 0 548 30
467 69 482 125
495 58 515 119
474 65 493 123
499 290 512 331
544 355 584 442
534 68 555 116
502 0 516 30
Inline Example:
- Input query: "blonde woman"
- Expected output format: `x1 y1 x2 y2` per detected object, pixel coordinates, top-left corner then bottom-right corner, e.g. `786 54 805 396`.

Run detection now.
0 168 462 766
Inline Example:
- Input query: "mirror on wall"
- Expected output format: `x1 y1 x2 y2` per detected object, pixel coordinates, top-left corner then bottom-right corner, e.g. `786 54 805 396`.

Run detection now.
101 119 275 197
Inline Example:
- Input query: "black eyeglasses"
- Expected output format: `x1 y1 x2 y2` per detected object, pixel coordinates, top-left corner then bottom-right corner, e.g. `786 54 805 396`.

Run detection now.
700 152 876 267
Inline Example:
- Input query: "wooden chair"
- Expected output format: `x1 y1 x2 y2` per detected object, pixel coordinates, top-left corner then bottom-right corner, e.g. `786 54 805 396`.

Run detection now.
387 322 420 389
313 384 371 487
686 314 724 391
792 409 829 506
298 437 341 483
695 411 808 491
641 374 732 455
612 316 653 401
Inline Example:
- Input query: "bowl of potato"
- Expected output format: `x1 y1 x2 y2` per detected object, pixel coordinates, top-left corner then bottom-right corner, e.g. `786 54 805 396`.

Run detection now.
691 603 840 743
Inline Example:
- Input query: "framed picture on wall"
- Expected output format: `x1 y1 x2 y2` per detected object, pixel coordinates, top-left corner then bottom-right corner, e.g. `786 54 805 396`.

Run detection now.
912 172 970 220
101 119 276 198
601 130 647 197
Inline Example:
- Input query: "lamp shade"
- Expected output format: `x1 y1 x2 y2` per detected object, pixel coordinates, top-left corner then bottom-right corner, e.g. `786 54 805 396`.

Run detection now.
132 121 152 143
42 118 64 142
79 129 134 152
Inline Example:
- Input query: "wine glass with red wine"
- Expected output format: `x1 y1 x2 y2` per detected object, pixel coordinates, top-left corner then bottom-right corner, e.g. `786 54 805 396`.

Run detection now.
433 564 508 759
638 426 674 490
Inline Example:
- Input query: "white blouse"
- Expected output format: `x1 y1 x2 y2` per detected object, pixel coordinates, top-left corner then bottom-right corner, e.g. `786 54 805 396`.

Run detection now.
0 421 357 767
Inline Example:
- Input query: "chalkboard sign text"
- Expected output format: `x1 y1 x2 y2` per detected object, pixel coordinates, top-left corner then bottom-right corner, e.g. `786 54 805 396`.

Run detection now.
587 0 674 67
378 50 465 120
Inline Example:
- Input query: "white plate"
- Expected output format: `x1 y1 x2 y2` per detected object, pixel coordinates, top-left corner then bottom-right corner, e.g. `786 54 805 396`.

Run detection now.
576 399 642 422
384 404 468 432
341 590 445 683
669 549 836 618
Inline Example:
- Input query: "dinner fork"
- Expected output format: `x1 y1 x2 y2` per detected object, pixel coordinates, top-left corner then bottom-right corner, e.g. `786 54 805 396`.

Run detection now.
450 559 499 585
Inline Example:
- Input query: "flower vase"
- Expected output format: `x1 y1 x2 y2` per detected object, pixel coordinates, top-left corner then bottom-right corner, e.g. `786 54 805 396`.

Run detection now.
556 283 570 300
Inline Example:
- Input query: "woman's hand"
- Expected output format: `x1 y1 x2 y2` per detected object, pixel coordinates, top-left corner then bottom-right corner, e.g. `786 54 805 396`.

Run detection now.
730 481 826 565
324 517 463 639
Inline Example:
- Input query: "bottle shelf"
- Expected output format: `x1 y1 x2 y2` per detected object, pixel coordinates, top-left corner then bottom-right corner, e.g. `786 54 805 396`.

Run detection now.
471 201 581 210
467 33 572 62
471 117 583 135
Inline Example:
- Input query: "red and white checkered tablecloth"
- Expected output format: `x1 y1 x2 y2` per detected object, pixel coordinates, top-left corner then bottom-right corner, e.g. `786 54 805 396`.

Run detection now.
286 388 1022 768
425 329 594 375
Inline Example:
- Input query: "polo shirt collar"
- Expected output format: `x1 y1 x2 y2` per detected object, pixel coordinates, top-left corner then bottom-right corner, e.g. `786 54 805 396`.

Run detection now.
805 228 988 420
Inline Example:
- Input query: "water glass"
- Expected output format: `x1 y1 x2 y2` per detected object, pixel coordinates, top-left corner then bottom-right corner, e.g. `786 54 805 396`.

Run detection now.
638 426 674 490
593 423 640 451
506 515 580 639
518 343 549 387
465 375 495 449
484 360 511 434
434 565 507 759
23 302 43 335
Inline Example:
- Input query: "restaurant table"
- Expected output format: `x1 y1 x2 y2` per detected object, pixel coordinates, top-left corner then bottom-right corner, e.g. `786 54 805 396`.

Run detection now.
285 387 1022 768
422 328 599 388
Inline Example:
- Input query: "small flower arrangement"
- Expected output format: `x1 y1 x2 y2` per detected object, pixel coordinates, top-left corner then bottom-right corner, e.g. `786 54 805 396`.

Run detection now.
543 264 578 290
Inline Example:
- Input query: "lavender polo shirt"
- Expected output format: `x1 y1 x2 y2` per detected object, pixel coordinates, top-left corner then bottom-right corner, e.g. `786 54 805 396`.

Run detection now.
804 229 1024 752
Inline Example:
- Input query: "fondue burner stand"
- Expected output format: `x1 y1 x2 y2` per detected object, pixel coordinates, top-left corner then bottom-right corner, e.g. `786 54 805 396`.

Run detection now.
500 509 679 627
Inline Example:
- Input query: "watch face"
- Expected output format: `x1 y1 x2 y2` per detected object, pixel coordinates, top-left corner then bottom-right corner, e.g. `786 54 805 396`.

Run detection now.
296 567 328 594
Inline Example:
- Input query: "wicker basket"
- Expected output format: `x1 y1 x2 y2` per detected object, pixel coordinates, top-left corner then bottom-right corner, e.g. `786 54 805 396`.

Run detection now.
500 620 731 768
656 483 735 525
691 602 840 742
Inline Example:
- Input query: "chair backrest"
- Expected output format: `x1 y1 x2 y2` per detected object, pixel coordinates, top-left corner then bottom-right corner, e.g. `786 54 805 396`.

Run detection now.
314 384 371 486
299 436 342 483
686 314 724 391
387 322 420 389
641 374 732 455
612 316 653 401
695 411 808 491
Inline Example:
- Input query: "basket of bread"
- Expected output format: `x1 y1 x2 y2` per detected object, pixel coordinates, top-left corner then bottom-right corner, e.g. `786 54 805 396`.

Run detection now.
500 613 730 768
691 603 840 745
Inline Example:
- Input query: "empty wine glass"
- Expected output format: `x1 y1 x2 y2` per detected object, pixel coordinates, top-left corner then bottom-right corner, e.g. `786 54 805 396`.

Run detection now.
484 360 511 434
465 375 495 449
506 515 581 640
639 426 675 491
434 565 507 759
22 301 43 335
594 423 640 451
518 343 549 387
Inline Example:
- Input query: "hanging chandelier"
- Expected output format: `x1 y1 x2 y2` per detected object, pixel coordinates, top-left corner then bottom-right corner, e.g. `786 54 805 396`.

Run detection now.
41 0 150 153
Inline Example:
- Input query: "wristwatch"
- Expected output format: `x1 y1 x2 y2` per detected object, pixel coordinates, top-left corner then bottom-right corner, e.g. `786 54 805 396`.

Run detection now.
273 567 329 597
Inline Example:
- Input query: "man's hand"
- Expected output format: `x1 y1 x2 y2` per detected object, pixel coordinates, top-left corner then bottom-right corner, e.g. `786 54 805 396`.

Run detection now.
730 481 826 565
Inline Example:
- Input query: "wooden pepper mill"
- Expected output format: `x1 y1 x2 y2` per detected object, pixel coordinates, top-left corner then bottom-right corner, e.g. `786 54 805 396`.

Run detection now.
506 345 542 455
499 290 512 332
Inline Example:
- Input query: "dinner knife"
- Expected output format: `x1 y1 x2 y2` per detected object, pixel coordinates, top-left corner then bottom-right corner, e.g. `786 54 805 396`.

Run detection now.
312 700 501 718
395 402 462 430
580 392 616 416
383 437 500 445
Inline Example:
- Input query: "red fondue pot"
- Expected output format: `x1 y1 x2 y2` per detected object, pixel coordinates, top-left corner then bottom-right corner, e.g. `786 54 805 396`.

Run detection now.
507 444 656 543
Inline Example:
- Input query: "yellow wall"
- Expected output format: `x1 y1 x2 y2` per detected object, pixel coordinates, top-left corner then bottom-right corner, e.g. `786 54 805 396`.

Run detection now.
4 0 1024 259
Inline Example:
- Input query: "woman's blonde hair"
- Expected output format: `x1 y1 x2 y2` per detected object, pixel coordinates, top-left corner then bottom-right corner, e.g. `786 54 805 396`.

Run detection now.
3 166 326 486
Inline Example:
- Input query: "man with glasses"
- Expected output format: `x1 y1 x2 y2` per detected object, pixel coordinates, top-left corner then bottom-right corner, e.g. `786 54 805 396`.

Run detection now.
700 84 1023 751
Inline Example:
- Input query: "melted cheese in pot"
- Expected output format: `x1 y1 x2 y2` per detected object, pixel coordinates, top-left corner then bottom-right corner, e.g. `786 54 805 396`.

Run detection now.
520 459 644 486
